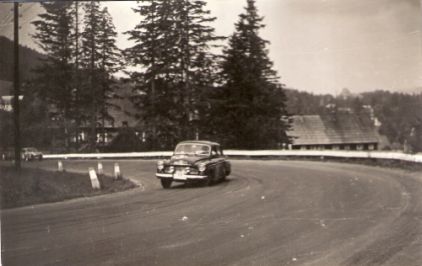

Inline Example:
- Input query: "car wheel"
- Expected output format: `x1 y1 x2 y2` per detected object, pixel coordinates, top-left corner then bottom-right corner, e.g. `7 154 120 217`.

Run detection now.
161 179 172 189
201 172 212 187
221 170 227 182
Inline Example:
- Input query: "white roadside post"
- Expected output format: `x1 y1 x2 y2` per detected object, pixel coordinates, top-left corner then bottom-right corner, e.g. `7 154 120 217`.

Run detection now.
58 160 64 172
89 167 101 189
97 161 104 176
114 163 122 180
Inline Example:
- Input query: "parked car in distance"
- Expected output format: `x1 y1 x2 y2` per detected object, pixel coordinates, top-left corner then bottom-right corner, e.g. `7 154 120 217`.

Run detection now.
156 141 231 189
21 147 43 161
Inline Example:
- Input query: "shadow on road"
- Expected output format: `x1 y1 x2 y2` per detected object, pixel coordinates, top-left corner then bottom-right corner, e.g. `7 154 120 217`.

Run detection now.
168 178 233 190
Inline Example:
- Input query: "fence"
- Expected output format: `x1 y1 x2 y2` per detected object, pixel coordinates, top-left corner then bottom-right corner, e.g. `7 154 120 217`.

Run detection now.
43 150 422 163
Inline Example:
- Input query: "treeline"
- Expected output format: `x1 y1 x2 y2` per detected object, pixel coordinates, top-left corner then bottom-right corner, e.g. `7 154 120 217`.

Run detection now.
285 89 422 152
3 0 290 151
0 36 45 82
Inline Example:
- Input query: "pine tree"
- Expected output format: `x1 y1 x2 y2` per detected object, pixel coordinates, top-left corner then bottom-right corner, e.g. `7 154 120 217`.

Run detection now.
32 1 75 150
212 0 290 149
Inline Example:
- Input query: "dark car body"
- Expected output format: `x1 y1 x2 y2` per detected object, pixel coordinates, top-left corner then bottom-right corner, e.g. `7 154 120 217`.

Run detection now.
156 141 231 188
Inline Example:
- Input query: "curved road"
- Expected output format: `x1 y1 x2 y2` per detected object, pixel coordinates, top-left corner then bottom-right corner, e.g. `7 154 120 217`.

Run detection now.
2 160 422 265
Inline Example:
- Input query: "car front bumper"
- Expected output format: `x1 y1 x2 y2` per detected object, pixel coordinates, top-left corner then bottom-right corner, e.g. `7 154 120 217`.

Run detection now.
156 173 207 181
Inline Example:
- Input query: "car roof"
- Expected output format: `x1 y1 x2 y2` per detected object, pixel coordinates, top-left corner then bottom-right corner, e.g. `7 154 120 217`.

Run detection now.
177 140 220 146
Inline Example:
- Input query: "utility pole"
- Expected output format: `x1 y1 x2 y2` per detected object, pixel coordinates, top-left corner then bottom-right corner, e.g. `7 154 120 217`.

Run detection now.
13 2 21 170
90 2 97 152
74 1 80 148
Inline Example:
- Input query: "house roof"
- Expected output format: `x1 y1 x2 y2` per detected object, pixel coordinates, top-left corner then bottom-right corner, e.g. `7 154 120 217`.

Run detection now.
107 97 138 128
289 113 380 145
48 82 139 129
105 82 138 128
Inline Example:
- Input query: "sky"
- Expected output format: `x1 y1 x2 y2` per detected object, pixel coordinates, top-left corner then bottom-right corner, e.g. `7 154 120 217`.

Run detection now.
0 0 421 95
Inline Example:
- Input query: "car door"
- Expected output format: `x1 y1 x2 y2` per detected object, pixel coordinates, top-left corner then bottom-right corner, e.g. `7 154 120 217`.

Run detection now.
211 145 224 180
218 146 229 175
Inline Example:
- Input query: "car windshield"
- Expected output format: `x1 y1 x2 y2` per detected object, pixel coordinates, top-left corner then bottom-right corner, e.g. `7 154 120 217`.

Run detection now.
174 144 210 156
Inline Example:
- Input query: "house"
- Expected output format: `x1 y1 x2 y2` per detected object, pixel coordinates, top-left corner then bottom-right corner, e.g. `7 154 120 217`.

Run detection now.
288 113 380 151
0 80 13 112
72 83 140 148
44 81 142 151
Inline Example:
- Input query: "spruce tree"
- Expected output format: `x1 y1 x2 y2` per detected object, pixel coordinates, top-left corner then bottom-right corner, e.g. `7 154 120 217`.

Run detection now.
32 1 75 150
172 0 224 140
81 2 121 150
95 7 122 145
213 0 290 149
125 0 222 149
81 1 102 150
70 1 82 147
125 0 176 149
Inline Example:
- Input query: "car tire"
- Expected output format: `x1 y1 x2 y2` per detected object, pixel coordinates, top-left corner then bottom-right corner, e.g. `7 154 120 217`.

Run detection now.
221 171 227 182
202 171 213 187
161 179 172 189
225 168 231 176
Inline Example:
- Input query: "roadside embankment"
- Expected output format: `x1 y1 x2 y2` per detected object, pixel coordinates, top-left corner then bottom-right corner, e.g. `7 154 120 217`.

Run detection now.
0 166 137 209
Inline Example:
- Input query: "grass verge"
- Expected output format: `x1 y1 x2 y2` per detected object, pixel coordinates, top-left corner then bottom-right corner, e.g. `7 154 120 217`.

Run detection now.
0 166 137 209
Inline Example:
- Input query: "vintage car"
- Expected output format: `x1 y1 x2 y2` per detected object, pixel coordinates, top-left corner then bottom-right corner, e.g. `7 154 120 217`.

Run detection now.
1 147 43 161
21 147 43 161
155 141 231 188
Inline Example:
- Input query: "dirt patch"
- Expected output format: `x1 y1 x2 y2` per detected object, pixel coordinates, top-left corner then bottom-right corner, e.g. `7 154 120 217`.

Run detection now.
0 166 137 209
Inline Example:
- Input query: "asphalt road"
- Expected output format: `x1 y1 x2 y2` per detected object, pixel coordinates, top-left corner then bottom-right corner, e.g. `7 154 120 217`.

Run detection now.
2 160 422 266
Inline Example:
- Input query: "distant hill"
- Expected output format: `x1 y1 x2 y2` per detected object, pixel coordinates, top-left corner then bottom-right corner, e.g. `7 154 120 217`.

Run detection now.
0 36 44 82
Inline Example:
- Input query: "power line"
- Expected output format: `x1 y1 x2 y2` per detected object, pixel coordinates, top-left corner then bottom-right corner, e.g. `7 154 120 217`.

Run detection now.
0 3 38 29
0 8 14 26
16 3 37 27
0 21 13 28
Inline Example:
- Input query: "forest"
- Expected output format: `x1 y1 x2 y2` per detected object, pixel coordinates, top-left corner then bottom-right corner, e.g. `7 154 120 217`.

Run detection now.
1 0 290 152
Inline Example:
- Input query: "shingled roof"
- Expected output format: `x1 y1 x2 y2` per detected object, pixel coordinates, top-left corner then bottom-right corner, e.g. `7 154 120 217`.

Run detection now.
289 113 380 145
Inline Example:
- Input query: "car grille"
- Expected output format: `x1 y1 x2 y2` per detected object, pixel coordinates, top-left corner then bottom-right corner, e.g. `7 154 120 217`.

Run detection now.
173 166 199 175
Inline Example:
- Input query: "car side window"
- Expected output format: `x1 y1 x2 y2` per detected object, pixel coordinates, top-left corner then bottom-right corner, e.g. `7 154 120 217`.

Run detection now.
211 146 218 157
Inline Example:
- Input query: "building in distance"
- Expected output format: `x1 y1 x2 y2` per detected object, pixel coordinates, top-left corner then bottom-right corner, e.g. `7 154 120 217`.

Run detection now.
288 113 380 151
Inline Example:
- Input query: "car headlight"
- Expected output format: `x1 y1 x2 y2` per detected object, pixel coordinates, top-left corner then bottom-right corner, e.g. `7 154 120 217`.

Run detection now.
198 163 206 172
157 160 164 171
167 166 175 173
